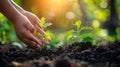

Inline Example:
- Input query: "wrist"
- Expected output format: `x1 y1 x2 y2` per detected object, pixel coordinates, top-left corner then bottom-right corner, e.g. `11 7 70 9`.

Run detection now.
21 10 30 14
10 0 25 13
11 13 24 24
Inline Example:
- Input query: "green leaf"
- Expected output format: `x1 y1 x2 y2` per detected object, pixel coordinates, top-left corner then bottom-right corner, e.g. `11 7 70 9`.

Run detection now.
74 20 81 29
33 32 42 36
116 27 120 34
81 34 94 44
66 30 74 36
45 30 54 40
13 0 22 6
40 17 46 25
44 22 52 27
39 17 52 29
65 30 75 40
81 27 93 31
49 41 60 45
116 27 120 41
107 36 115 42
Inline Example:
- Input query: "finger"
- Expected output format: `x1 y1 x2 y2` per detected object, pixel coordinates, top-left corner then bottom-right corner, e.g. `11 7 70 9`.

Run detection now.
33 18 46 35
35 24 46 36
34 16 40 26
24 20 35 33
36 36 50 45
22 39 40 48
30 15 41 27
35 36 47 46
35 36 44 41
43 40 49 45
25 31 42 46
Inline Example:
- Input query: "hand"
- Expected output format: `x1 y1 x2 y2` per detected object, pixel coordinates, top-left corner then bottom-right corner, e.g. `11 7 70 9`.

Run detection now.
0 0 48 49
12 14 42 48
22 11 50 45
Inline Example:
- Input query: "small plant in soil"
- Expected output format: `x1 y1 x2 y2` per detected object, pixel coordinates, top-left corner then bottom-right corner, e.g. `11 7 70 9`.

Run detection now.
33 17 52 44
0 41 120 67
64 20 94 44
0 19 120 67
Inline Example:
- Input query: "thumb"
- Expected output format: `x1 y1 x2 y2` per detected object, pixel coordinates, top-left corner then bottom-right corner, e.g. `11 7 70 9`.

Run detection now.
24 18 35 33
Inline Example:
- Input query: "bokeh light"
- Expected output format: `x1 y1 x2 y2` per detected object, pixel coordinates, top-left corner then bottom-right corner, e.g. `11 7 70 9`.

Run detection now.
92 20 100 28
100 2 108 8
65 11 75 20
22 0 79 30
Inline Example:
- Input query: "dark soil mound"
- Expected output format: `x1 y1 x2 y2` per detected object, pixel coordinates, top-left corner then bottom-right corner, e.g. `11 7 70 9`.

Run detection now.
0 42 120 67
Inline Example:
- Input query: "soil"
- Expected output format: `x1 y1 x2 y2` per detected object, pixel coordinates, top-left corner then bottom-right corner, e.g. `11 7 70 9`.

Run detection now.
0 42 120 67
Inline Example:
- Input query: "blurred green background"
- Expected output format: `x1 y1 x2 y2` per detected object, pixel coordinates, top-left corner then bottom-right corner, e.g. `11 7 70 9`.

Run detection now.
0 0 120 46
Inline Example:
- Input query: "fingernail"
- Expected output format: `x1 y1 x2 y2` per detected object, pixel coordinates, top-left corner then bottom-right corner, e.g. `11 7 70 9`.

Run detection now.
47 38 51 42
44 41 49 45
36 46 42 51
38 44 42 46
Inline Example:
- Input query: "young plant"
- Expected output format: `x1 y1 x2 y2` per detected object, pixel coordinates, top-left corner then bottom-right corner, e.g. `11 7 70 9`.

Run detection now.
33 17 52 45
64 20 94 44
33 17 61 48
39 17 52 29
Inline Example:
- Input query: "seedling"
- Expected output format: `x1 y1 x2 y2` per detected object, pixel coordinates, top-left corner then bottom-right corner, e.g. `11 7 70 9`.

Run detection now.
65 20 94 44
39 17 52 29
33 17 52 44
